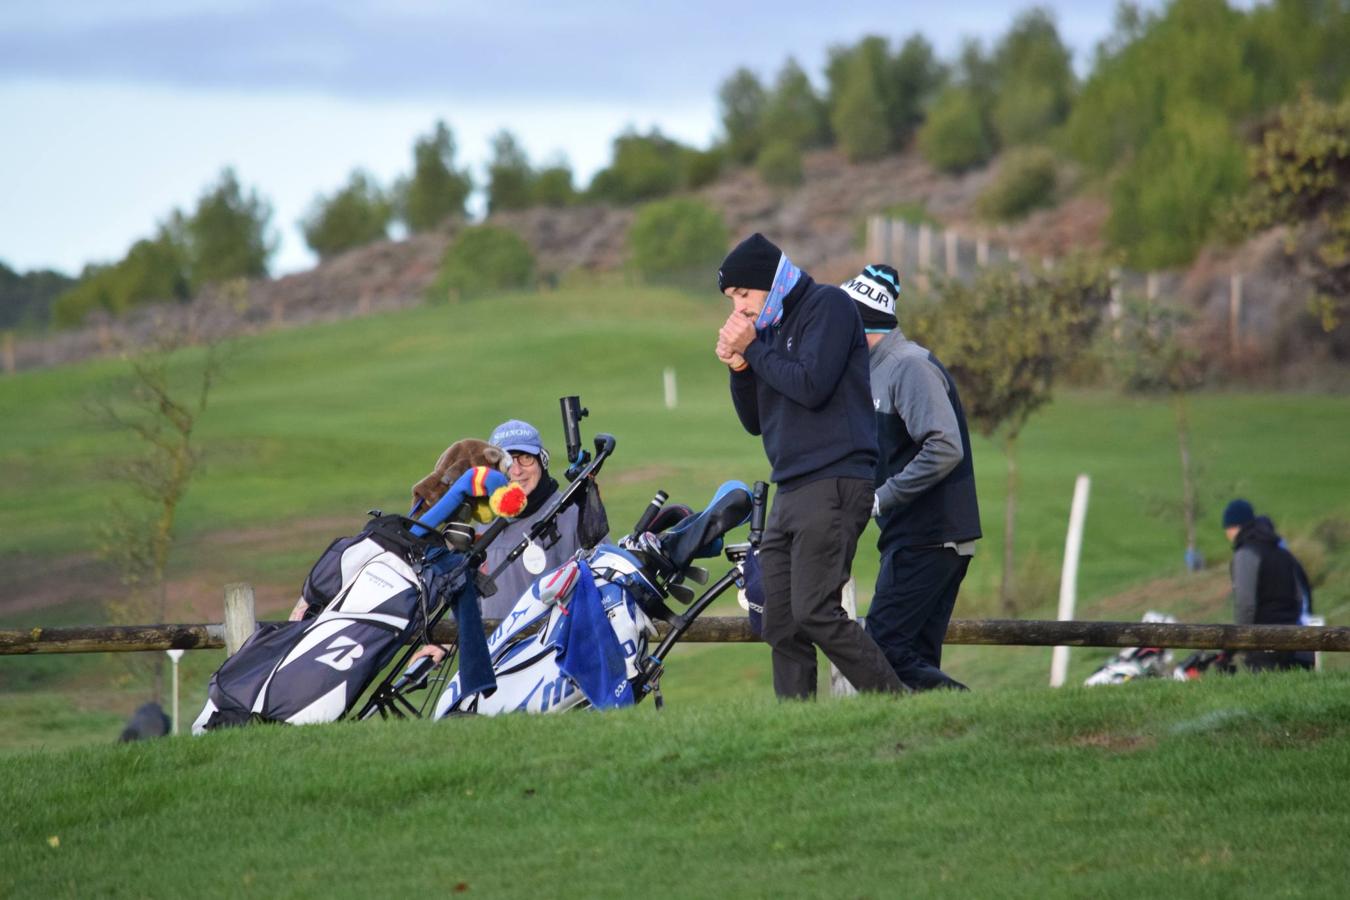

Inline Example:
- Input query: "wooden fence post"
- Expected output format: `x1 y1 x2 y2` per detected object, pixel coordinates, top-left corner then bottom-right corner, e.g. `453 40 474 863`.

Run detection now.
944 229 958 277
976 235 989 267
892 220 906 276
2 330 14 375
1146 272 1159 301
223 582 257 656
917 224 932 293
1229 272 1243 358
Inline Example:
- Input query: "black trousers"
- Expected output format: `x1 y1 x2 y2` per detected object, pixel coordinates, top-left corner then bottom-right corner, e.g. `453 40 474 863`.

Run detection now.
759 477 904 699
865 544 970 691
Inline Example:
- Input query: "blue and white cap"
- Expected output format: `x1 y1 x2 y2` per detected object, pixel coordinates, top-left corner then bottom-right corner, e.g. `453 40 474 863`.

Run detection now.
490 419 545 459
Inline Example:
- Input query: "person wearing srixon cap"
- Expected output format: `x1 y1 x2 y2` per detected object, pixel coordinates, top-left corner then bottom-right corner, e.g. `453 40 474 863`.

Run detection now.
479 418 608 619
844 263 981 692
715 233 905 700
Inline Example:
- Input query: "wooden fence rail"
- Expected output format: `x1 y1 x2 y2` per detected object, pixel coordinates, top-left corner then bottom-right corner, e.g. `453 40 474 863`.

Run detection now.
2 618 1346 656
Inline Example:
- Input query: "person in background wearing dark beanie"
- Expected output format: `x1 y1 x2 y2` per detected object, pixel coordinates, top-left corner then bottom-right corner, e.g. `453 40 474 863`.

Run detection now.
844 264 981 691
715 233 904 699
1222 498 1315 672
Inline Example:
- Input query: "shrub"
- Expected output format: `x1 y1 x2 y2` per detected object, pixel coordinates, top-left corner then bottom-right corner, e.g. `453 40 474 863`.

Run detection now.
628 199 729 285
976 146 1059 221
427 225 534 302
756 139 804 187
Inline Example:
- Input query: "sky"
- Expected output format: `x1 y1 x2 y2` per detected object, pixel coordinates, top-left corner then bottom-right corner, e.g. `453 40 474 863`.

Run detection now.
0 1 1163 278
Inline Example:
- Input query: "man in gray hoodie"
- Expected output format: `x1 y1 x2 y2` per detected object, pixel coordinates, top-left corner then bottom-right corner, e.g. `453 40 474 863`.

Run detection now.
843 264 982 691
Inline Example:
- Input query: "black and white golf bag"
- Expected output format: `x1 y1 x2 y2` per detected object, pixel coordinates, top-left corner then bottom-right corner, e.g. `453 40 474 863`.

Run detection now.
430 479 765 717
192 514 472 732
1083 611 1177 686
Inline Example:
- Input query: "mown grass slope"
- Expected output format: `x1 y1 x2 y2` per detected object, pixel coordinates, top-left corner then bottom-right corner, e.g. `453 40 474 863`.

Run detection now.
2 284 1348 748
4 672 1348 898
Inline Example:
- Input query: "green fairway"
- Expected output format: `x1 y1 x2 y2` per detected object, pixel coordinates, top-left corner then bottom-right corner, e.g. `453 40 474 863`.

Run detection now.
1 284 1348 747
4 672 1348 898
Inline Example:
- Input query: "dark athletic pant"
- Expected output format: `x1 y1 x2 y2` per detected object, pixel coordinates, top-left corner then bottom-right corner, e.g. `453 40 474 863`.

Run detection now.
865 545 971 691
759 477 904 699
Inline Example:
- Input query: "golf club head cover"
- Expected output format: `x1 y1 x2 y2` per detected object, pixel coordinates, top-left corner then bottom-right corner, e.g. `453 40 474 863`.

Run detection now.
415 466 510 532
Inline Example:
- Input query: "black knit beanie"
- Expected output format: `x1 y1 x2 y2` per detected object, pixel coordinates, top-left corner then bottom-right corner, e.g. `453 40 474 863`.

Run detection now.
718 233 782 292
841 263 900 331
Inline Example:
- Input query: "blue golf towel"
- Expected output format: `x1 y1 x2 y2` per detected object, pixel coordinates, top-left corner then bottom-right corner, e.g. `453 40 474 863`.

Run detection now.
555 560 634 709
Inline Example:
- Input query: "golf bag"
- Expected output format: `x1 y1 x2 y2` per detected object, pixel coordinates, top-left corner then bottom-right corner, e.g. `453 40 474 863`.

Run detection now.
1083 612 1178 686
192 515 479 733
428 479 766 718
1171 649 1237 680
191 462 523 733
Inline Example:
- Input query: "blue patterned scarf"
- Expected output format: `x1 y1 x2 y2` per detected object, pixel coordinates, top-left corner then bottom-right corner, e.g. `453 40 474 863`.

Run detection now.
754 253 801 331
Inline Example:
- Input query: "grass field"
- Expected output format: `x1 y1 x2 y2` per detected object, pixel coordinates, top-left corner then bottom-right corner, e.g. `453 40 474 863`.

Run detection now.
2 284 1349 749
4 672 1348 898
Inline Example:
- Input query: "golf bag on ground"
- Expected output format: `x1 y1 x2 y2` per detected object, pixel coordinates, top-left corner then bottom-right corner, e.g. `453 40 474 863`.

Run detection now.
428 479 766 718
1083 612 1178 686
192 464 522 733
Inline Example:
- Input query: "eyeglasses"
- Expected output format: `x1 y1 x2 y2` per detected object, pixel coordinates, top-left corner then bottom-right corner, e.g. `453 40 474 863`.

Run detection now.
509 453 539 470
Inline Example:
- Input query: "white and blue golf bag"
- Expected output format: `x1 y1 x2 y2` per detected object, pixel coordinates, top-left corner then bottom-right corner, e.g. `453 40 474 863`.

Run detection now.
431 479 764 717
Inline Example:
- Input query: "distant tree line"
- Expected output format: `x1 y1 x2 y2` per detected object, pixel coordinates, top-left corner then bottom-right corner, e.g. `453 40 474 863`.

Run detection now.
6 0 1347 330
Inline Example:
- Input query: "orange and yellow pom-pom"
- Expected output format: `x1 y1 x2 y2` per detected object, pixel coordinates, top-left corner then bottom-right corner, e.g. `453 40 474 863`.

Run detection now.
490 482 528 519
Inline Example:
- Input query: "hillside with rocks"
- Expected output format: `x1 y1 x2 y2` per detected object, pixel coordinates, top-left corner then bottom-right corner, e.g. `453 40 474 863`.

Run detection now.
7 147 1339 381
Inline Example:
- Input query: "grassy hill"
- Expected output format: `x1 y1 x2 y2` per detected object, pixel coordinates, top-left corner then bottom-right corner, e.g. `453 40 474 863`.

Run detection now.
1 283 1348 748
4 673 1349 898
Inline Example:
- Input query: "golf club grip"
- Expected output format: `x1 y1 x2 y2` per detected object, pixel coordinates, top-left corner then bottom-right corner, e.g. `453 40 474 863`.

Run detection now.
632 490 669 535
749 481 768 544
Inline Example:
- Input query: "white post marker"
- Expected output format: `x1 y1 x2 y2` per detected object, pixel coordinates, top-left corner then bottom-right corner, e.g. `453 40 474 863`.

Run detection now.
165 649 185 735
663 367 677 410
1050 474 1091 687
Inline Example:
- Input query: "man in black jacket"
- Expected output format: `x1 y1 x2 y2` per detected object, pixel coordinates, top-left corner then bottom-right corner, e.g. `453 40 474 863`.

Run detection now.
844 263 981 691
715 233 904 699
1222 498 1314 672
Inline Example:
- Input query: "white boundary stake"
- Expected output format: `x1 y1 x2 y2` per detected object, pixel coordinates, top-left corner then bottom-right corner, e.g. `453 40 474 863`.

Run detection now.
831 578 859 697
166 648 184 735
663 367 677 410
1050 474 1091 687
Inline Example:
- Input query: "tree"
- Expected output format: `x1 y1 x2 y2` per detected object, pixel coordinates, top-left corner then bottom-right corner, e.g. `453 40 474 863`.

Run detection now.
761 58 830 150
587 130 687 204
1108 105 1247 269
915 258 1111 614
1110 296 1208 571
487 130 535 214
533 157 576 207
918 87 995 173
0 262 75 330
50 230 188 327
830 52 891 163
300 169 392 260
628 198 729 285
1235 91 1350 342
718 68 768 165
93 323 228 701
399 120 473 233
888 34 946 146
990 7 1075 146
183 168 275 291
